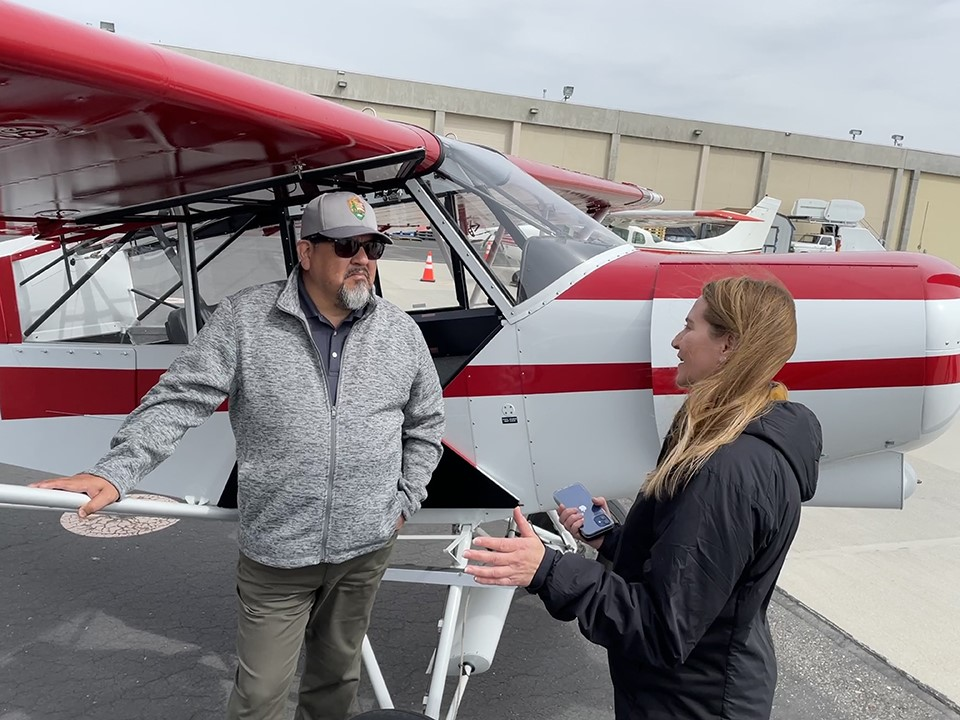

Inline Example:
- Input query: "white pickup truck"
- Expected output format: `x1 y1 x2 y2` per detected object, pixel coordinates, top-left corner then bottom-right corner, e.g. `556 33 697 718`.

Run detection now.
788 199 886 253
792 226 885 253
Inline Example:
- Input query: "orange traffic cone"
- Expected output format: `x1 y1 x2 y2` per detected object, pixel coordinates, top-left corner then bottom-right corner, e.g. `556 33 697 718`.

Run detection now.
420 251 436 283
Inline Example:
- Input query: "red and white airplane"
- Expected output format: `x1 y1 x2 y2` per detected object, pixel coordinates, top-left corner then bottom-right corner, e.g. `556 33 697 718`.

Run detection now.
2 3 959 717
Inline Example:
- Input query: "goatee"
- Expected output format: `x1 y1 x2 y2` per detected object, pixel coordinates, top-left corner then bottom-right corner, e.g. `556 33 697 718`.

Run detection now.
337 279 371 310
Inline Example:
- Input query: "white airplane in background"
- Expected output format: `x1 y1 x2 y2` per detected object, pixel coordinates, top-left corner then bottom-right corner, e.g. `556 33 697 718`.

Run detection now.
606 196 782 254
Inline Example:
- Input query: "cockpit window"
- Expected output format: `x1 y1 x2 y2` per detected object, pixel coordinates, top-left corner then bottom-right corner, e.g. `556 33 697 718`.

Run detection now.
428 139 625 303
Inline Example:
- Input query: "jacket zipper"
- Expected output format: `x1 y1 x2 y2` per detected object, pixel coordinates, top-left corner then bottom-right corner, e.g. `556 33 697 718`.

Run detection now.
292 311 336 558
322 404 337 557
286 287 370 559
321 333 353 557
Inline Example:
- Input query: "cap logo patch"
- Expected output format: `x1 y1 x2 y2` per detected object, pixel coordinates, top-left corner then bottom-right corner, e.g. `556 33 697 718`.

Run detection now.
348 196 366 221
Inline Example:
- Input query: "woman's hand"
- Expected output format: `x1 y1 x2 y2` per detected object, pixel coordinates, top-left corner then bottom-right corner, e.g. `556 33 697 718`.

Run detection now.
558 496 609 551
463 507 546 587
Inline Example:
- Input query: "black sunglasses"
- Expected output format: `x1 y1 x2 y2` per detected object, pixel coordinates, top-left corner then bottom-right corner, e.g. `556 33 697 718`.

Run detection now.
309 235 387 260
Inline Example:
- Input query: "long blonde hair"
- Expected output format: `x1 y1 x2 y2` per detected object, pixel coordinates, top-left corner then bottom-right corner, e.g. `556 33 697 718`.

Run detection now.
643 276 797 501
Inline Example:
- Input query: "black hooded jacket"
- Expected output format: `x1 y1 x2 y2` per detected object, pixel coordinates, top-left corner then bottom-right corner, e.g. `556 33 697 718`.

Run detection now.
528 401 821 720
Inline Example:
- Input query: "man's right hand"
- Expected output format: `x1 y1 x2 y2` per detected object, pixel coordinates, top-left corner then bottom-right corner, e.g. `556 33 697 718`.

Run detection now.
29 474 120 519
557 496 609 551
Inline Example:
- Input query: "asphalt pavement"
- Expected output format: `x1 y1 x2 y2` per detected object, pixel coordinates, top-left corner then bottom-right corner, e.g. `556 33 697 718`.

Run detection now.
1 463 957 720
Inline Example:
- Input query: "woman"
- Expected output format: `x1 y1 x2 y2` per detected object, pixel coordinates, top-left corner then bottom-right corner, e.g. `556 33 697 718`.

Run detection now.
463 276 822 720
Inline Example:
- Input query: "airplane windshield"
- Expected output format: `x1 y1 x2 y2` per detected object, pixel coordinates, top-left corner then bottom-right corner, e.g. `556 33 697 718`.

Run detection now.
429 138 625 303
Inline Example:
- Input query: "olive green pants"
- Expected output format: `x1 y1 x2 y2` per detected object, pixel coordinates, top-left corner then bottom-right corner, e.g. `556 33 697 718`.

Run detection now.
226 540 395 720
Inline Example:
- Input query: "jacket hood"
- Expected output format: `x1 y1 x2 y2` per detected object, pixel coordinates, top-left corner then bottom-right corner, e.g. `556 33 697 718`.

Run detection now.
742 400 821 501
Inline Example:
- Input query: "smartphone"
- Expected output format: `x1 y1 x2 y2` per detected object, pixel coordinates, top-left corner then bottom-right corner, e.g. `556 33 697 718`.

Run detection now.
552 483 615 540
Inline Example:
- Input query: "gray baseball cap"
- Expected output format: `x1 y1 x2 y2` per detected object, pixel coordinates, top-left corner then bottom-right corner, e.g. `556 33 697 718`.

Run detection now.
300 192 393 243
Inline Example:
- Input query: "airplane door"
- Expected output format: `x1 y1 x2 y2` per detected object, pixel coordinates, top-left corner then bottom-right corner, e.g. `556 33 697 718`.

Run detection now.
454 325 536 506
516 292 660 511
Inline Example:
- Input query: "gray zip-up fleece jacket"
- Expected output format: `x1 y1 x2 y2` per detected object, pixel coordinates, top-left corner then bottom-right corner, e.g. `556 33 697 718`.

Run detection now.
88 270 445 568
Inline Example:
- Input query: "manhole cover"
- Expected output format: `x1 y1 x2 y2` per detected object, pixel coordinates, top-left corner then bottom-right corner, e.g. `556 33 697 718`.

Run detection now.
59 493 180 538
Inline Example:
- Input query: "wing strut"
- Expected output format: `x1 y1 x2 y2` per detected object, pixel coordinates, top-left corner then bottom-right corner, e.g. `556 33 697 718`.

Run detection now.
274 186 300 276
177 207 202 340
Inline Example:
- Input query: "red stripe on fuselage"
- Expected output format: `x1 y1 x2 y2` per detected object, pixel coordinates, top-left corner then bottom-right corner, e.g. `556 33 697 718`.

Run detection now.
651 355 960 395
0 366 225 420
4 355 959 419
442 355 960 399
442 363 652 398
558 251 960 301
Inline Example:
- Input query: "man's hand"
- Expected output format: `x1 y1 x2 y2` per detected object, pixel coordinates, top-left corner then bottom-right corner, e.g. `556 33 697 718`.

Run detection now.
396 514 405 531
462 507 545 587
29 473 120 519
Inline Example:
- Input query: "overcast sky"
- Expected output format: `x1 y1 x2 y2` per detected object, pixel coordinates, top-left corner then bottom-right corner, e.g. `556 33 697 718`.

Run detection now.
13 0 960 155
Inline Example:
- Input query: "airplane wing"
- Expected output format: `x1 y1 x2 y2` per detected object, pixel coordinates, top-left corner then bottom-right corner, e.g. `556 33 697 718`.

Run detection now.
507 156 664 215
0 2 442 236
0 2 660 240
369 160 664 234
606 208 761 229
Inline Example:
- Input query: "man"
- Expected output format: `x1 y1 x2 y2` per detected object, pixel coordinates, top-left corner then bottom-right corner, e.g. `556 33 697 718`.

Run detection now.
32 191 446 720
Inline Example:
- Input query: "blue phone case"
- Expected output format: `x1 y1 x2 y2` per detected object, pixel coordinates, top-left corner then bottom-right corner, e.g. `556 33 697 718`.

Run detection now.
552 483 614 539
